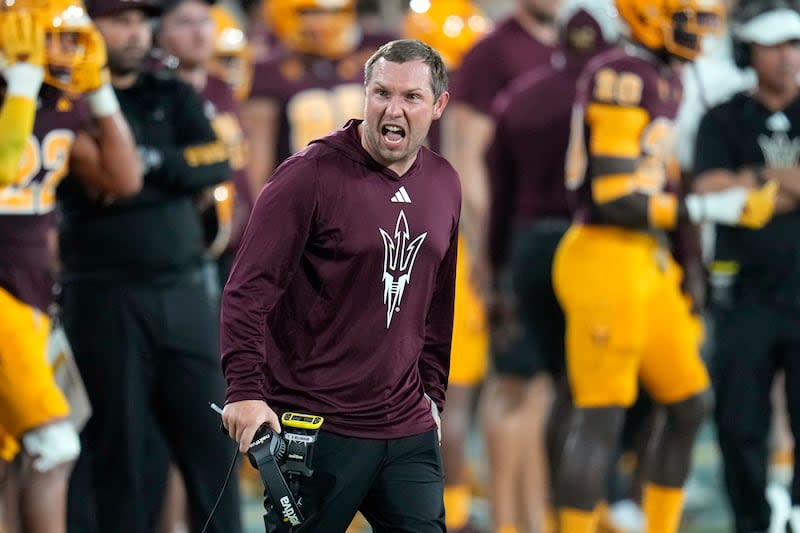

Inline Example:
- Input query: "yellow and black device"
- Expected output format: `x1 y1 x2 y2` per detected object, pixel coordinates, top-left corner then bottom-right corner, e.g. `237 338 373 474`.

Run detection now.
279 412 324 478
282 412 324 430
242 411 325 533
206 406 325 533
709 260 740 309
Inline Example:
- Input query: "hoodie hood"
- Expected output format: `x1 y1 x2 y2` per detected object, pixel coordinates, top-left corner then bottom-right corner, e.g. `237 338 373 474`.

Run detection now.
309 119 424 181
555 0 620 72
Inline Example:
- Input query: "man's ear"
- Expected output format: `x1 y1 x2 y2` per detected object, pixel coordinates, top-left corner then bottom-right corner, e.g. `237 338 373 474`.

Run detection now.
432 91 450 120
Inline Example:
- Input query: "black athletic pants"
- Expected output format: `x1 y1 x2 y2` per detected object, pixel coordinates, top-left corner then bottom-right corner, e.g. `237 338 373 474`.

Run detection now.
286 429 444 533
63 269 241 533
712 300 800 533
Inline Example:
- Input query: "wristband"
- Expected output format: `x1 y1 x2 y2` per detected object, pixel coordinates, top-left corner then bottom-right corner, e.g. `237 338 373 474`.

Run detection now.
684 194 706 224
5 64 45 99
647 193 678 229
87 84 120 117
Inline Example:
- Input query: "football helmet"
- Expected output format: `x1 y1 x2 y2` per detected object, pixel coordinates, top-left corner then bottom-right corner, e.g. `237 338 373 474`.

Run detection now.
615 0 725 60
264 0 360 59
0 0 105 94
209 5 253 101
403 0 492 70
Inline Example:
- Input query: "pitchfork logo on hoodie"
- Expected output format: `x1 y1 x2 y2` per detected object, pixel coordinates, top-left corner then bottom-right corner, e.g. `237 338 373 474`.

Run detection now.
379 210 427 328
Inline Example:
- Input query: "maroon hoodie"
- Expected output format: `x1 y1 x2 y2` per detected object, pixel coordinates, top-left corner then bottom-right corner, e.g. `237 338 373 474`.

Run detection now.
220 119 461 439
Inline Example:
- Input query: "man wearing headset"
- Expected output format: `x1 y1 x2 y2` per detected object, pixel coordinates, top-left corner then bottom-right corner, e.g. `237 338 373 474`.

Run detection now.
692 1 800 531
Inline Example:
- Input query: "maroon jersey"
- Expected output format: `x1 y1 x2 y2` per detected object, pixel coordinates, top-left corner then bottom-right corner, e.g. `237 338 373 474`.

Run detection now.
201 74 253 253
248 32 393 166
567 45 683 226
488 63 574 270
487 9 616 270
450 17 554 114
0 85 88 311
221 120 460 439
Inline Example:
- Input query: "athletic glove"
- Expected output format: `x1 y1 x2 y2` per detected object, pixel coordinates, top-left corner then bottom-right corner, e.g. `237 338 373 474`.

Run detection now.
78 27 121 117
739 180 779 228
1 12 45 99
74 27 110 92
685 181 778 229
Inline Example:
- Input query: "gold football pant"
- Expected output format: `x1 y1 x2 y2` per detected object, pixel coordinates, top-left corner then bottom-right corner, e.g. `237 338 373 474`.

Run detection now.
552 225 708 408
0 287 69 460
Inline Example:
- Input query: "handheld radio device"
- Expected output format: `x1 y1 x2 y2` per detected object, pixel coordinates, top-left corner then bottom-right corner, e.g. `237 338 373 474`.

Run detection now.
206 406 323 533
250 412 324 532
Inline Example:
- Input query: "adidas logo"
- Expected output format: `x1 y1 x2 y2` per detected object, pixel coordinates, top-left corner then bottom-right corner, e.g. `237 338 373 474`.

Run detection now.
391 186 412 204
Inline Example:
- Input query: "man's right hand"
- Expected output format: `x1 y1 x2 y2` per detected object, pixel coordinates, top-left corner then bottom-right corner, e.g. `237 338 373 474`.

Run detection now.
222 399 281 454
1 12 45 100
1 11 45 68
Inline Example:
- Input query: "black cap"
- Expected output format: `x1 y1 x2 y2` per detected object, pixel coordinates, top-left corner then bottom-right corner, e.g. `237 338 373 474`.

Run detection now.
87 0 164 18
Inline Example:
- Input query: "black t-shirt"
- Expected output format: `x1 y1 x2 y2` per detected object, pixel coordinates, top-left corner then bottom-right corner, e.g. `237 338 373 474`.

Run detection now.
57 71 230 281
694 92 800 306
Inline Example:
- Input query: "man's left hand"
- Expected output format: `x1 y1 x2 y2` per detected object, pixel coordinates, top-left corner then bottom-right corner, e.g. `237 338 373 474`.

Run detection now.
73 27 110 93
425 394 441 445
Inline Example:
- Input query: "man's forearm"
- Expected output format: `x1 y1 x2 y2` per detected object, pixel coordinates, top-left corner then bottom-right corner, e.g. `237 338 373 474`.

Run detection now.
693 169 751 193
144 141 230 192
459 191 487 261
95 113 142 197
443 114 493 299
